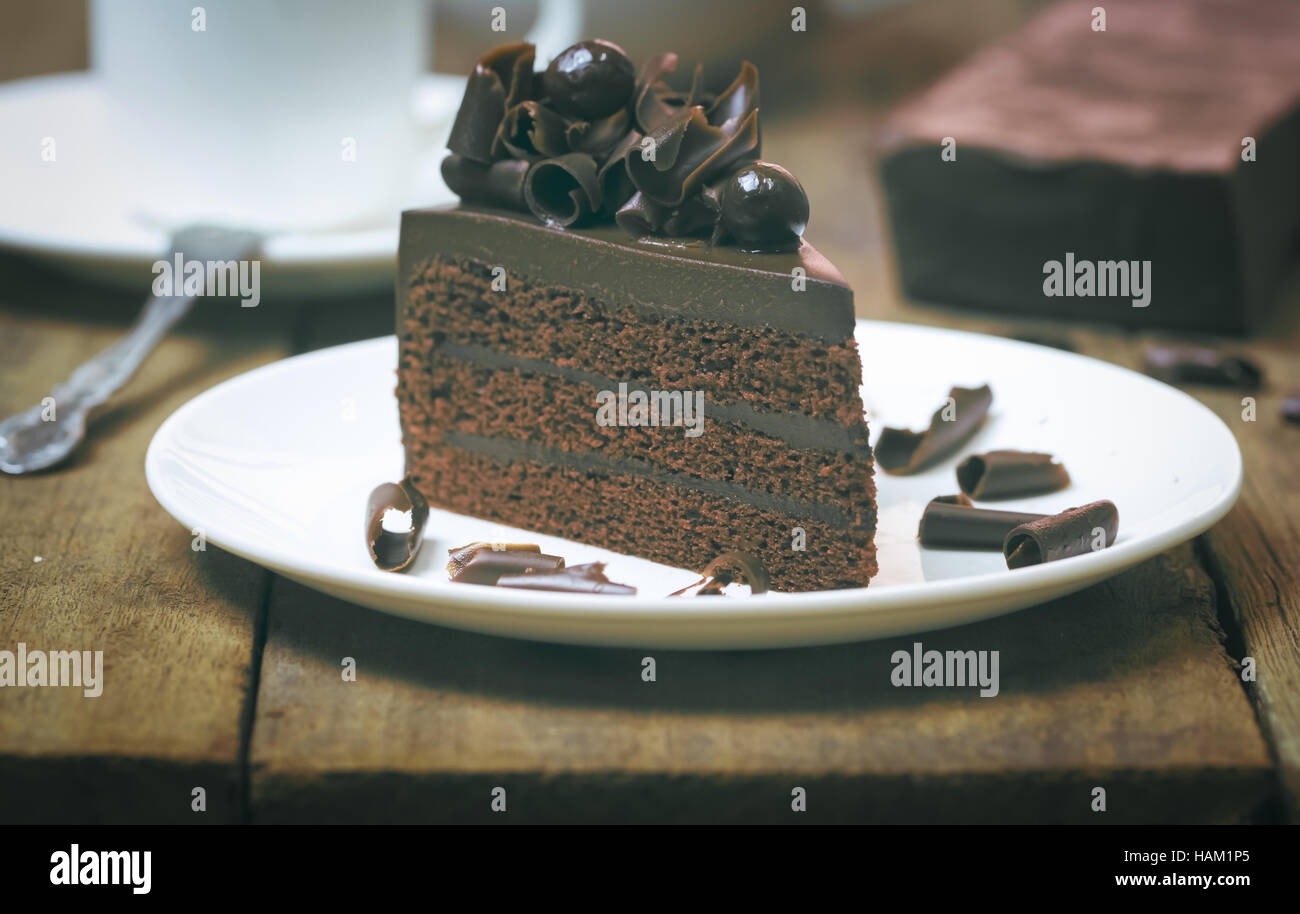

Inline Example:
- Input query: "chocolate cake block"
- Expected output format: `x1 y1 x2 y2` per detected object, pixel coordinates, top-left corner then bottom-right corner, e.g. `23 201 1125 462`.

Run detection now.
396 40 877 591
878 0 1300 333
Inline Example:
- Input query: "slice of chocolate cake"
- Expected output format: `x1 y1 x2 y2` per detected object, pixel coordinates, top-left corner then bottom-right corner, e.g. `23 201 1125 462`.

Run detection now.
396 40 877 591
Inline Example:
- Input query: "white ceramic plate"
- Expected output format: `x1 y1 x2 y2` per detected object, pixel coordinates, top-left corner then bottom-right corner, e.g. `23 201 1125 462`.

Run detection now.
0 71 461 296
145 322 1242 649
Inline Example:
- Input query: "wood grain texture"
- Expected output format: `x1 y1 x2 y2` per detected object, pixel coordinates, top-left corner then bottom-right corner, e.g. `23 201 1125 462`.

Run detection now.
249 544 1272 823
1181 306 1300 819
0 260 285 822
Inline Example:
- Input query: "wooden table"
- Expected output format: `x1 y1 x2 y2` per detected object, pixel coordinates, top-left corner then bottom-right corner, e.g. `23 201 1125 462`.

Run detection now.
2 3 1298 825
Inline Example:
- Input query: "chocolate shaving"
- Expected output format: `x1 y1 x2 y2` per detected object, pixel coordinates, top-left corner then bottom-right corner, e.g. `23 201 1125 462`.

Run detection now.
447 542 565 586
626 104 760 208
956 450 1070 500
918 494 1047 549
440 40 800 246
614 190 673 236
365 478 430 573
596 128 642 214
1283 390 1300 425
493 100 570 159
440 155 530 210
616 180 724 237
874 384 993 475
497 562 636 595
1142 345 1263 390
1003 500 1119 569
634 53 706 135
447 42 537 163
523 152 603 227
625 55 760 208
566 107 632 157
670 550 770 596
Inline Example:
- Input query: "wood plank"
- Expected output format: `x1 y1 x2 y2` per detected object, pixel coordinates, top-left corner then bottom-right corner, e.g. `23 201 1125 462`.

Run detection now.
249 541 1272 823
0 257 288 823
1173 300 1300 819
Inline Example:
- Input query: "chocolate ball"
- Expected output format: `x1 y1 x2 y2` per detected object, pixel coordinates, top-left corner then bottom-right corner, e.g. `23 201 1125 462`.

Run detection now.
543 40 635 121
719 162 810 252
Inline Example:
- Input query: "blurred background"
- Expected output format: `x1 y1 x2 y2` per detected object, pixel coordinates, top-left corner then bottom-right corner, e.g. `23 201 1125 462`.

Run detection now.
0 0 1059 319
0 0 1053 94
0 0 1294 336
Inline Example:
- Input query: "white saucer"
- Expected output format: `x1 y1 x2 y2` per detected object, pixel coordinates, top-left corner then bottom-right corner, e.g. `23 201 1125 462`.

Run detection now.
145 321 1242 649
0 71 462 296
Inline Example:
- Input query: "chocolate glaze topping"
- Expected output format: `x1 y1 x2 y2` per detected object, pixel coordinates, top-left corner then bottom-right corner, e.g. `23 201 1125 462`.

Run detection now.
442 39 809 251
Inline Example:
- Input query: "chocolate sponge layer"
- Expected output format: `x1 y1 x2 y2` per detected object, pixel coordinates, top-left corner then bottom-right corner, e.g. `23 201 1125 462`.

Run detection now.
412 355 876 507
406 256 867 424
408 444 878 592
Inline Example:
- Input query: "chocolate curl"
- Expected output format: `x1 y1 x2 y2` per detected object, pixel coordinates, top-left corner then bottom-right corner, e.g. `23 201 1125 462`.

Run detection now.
1003 500 1119 569
875 384 993 475
663 191 722 236
615 190 671 235
523 152 603 227
497 562 637 595
698 178 730 244
670 550 770 596
447 42 537 163
440 154 530 210
956 450 1071 500
446 542 565 586
707 61 760 131
625 55 759 208
1142 345 1263 390
565 107 632 156
596 129 643 214
918 494 1046 549
627 105 760 207
493 100 570 159
365 478 430 573
634 55 758 137
634 52 696 135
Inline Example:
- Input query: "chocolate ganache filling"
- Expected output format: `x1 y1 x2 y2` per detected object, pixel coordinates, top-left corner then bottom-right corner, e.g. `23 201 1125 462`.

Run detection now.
441 39 809 251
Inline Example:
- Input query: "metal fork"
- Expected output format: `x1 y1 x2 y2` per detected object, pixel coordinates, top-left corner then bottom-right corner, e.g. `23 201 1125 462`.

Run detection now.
0 225 262 474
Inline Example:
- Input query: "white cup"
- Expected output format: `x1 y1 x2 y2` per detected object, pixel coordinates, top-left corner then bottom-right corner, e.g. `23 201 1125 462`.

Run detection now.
91 0 583 233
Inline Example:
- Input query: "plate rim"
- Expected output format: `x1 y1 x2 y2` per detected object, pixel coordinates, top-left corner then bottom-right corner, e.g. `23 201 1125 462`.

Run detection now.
144 321 1244 629
0 70 458 269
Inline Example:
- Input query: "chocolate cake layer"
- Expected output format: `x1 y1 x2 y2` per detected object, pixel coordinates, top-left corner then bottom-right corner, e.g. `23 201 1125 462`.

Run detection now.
436 432 870 530
417 356 874 505
400 205 855 343
879 0 1300 333
405 254 864 422
408 444 878 592
436 343 871 454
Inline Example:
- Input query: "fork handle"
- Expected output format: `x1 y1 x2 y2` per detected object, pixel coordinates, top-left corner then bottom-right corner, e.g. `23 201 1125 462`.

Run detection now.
52 291 198 412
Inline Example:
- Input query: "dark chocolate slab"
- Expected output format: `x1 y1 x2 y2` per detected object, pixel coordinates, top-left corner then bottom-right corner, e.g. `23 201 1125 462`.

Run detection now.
878 0 1300 333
